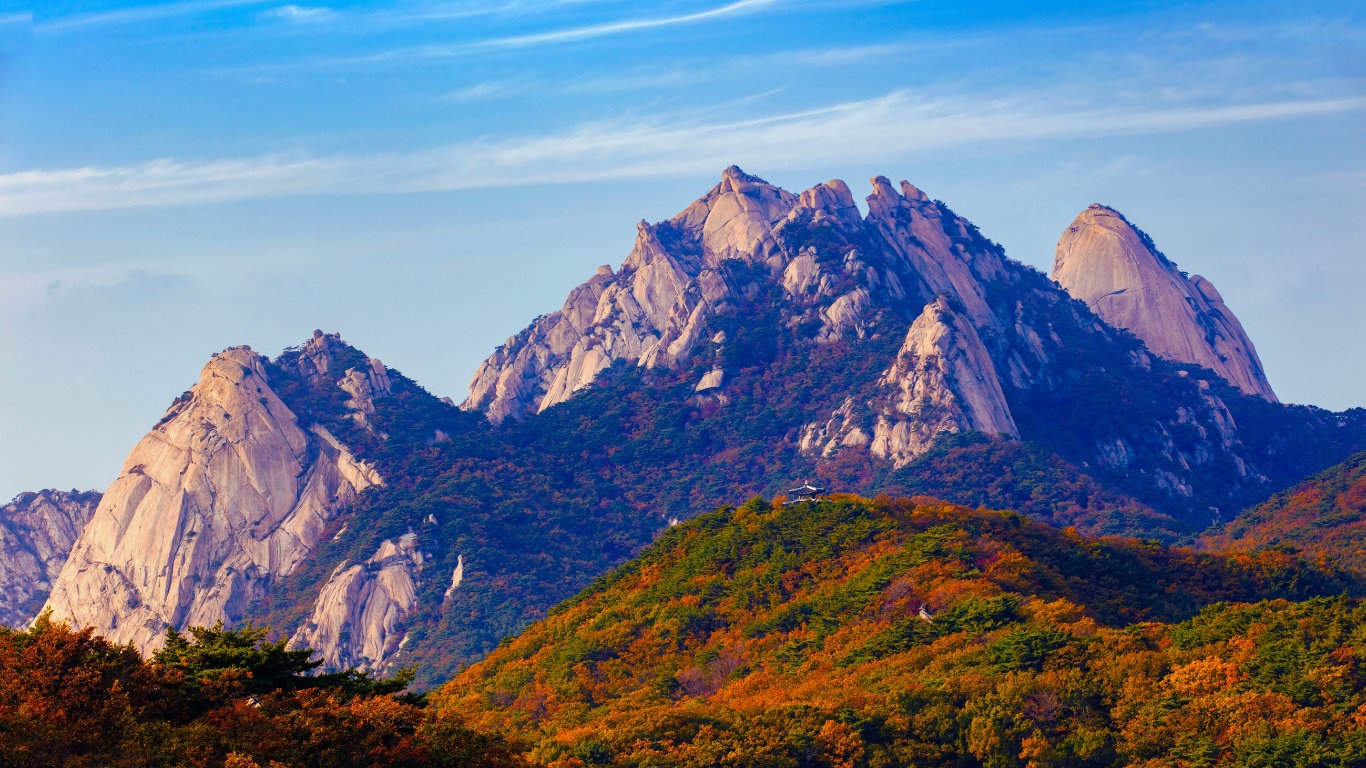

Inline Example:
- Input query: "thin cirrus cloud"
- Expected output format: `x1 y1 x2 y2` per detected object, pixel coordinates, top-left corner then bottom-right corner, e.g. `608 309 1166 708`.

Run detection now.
261 5 335 22
35 0 278 32
0 89 1361 216
242 0 784 69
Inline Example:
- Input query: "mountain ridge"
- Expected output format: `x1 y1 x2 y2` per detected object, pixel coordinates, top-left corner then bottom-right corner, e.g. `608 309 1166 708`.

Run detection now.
6 167 1365 690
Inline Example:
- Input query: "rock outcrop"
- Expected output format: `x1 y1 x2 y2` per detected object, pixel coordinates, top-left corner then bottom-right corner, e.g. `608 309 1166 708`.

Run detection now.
0 490 101 627
1053 205 1277 401
464 168 1280 517
42 347 381 654
869 296 1019 466
799 296 1019 467
463 168 1020 422
289 532 424 673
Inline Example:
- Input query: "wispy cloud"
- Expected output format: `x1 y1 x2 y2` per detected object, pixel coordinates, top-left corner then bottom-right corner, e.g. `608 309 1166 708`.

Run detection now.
261 5 335 23
443 81 522 102
236 0 782 70
461 0 778 49
0 265 193 319
37 0 276 33
0 90 1360 216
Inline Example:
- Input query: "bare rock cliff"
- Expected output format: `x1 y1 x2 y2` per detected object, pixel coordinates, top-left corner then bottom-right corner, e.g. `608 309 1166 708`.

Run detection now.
463 167 1282 521
870 296 1019 466
463 168 1015 423
289 531 426 673
463 166 799 422
801 296 1019 467
0 490 101 627
1052 205 1277 401
42 346 381 654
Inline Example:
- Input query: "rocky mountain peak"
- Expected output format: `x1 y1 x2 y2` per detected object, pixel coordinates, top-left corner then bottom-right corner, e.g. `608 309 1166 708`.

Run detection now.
674 165 797 267
795 179 862 228
1052 205 1277 401
463 168 1014 423
801 295 1019 467
42 343 381 654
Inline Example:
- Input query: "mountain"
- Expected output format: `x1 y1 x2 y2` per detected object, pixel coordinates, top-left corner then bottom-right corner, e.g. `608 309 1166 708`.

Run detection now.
433 495 1366 767
1204 450 1366 570
1053 204 1277 401
463 168 1359 530
21 167 1366 689
43 343 383 654
0 489 100 627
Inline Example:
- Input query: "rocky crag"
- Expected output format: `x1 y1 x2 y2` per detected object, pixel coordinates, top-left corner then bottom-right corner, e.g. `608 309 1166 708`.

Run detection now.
289 531 426 673
1053 204 1277 401
42 344 383 655
0 489 101 627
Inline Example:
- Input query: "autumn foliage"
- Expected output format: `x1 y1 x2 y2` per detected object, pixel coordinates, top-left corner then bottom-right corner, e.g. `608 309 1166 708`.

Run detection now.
1206 450 1366 572
434 495 1366 767
0 617 525 768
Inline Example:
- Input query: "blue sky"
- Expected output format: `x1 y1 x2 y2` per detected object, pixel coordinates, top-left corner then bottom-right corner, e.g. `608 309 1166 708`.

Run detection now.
0 0 1362 498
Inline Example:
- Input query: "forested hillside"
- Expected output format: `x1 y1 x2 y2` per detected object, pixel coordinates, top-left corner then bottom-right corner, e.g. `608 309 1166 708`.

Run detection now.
436 495 1366 767
1206 451 1366 570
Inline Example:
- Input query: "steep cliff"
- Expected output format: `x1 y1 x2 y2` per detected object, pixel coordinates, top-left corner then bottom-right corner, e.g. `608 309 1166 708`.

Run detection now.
0 490 100 627
463 166 801 422
801 296 1018 467
42 346 381 654
870 296 1019 465
289 531 425 673
1052 204 1277 401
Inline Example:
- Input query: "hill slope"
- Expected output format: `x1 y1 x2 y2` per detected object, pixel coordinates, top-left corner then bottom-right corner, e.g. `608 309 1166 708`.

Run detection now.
435 495 1366 767
1205 451 1366 570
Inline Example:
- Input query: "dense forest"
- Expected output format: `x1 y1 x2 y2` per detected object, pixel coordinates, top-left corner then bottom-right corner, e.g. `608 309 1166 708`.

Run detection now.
435 495 1366 767
1206 451 1366 570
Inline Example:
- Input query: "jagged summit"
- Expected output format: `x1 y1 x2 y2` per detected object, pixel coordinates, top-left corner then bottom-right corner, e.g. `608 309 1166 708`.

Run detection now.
456 167 1313 529
1052 204 1277 401
462 167 1009 423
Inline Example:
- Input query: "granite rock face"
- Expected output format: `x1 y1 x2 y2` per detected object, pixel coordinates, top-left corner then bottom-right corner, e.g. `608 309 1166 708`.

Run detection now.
289 532 425 673
463 169 1014 422
0 490 101 627
869 296 1019 467
800 296 1019 467
464 166 801 422
1053 204 1277 401
42 346 381 654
